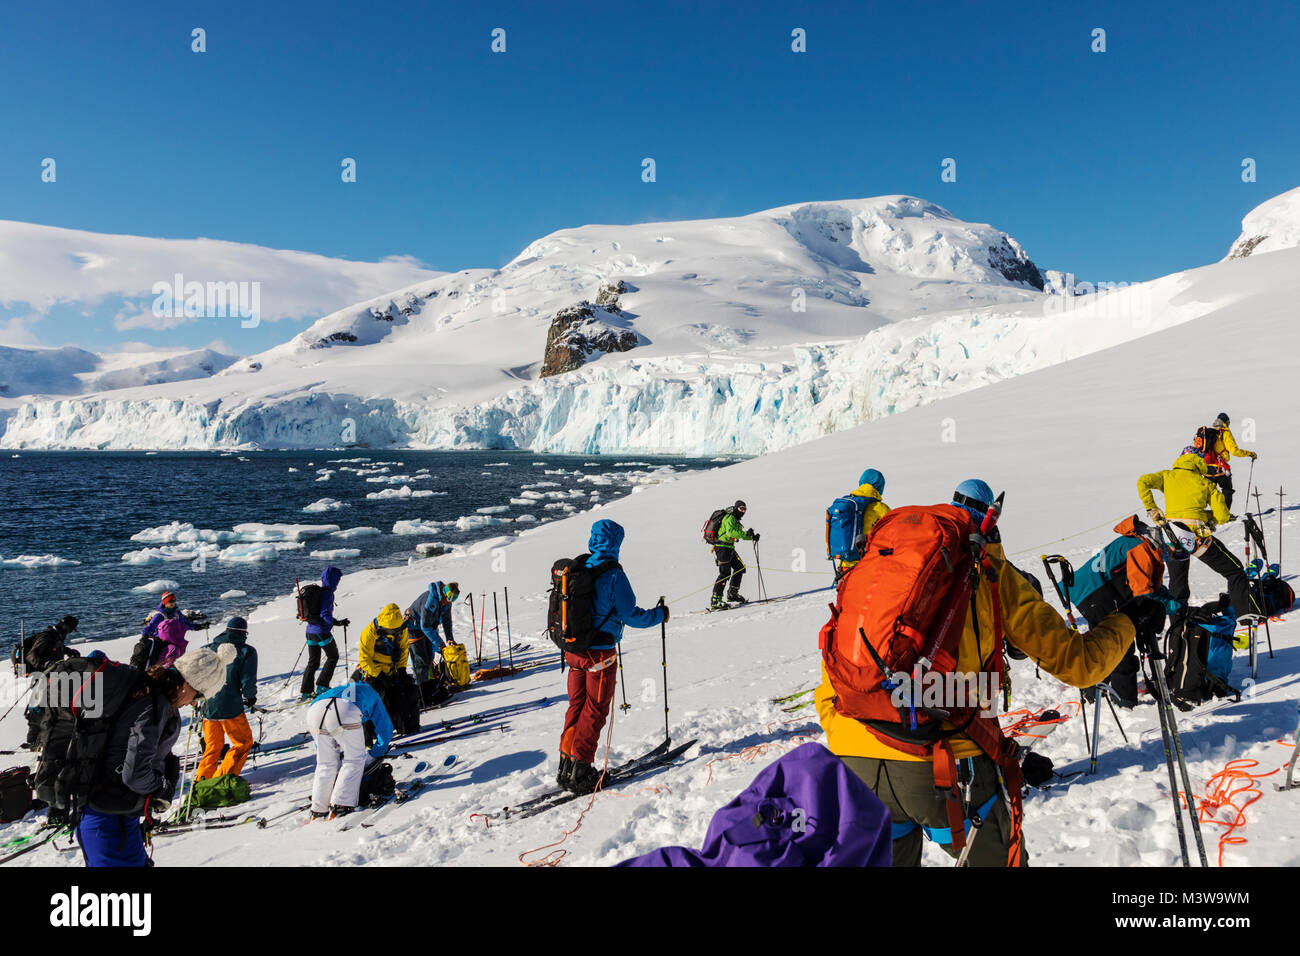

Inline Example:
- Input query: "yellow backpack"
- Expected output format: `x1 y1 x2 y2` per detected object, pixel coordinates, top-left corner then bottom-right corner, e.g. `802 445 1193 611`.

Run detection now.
442 642 471 687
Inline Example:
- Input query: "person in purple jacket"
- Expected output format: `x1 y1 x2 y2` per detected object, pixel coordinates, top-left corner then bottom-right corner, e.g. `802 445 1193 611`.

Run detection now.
301 567 350 700
131 591 196 671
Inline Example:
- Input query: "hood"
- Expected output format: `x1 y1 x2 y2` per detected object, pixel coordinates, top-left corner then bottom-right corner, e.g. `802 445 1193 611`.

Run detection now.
157 617 189 642
426 581 443 611
852 482 883 501
588 519 625 561
321 566 343 589
1113 515 1142 538
1172 452 1208 475
375 603 405 630
213 627 247 649
154 602 179 618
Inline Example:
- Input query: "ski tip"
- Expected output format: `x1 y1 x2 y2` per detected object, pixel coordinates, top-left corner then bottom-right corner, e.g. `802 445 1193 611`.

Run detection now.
443 754 457 766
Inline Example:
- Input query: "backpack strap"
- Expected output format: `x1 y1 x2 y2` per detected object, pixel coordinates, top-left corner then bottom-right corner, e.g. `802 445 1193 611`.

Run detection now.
931 740 968 853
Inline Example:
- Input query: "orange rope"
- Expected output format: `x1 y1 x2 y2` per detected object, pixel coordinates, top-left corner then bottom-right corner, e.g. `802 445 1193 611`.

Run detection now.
704 734 820 785
1001 700 1081 740
1191 758 1279 867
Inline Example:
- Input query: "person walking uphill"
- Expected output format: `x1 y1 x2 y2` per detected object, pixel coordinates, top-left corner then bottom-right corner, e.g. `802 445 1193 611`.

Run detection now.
195 617 258 781
1190 413 1257 510
1138 451 1263 625
76 645 235 867
826 468 891 581
552 519 668 795
710 500 759 609
300 567 350 700
816 479 1140 867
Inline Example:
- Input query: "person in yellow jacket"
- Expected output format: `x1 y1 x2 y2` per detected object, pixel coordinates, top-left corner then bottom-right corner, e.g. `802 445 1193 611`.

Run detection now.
357 603 411 679
816 479 1139 867
830 468 891 580
1138 451 1261 625
1194 413 1257 510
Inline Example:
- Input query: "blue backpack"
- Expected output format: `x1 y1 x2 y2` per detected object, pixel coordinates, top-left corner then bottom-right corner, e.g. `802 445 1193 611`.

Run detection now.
825 496 871 562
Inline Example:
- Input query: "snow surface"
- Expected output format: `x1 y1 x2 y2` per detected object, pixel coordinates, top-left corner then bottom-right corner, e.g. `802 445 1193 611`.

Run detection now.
1226 186 1300 259
3 242 1298 868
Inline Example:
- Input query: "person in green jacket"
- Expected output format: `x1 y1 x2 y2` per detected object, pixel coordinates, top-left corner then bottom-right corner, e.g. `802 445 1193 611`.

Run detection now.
195 617 259 781
711 500 760 609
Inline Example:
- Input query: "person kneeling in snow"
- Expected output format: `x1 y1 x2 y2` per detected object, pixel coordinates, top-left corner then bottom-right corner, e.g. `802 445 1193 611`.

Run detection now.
307 681 393 819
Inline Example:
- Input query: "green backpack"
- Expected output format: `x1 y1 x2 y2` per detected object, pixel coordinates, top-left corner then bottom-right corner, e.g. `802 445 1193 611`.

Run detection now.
189 774 252 809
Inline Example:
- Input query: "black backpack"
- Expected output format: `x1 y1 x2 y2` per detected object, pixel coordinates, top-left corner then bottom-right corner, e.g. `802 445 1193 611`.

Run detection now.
701 509 728 545
1166 596 1237 705
1257 576 1295 616
32 658 148 813
0 767 33 823
359 761 395 805
297 583 325 624
547 554 621 654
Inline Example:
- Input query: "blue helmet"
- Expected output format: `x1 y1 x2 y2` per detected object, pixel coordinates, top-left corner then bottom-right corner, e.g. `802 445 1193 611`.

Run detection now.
952 479 994 520
226 616 248 632
859 468 885 494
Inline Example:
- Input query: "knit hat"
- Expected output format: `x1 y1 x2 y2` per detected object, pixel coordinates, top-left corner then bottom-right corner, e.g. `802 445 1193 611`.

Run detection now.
734 500 748 512
160 591 177 607
1214 413 1230 427
174 643 237 698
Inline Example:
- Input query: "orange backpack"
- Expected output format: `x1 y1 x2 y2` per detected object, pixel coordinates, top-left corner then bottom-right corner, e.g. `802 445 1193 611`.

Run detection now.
818 502 1025 864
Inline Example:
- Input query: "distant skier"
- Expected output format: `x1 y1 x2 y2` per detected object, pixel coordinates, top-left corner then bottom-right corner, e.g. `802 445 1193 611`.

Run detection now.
195 617 258 782
556 519 668 795
306 681 394 820
1062 517 1185 707
709 500 760 609
1138 451 1264 625
826 468 891 581
404 581 458 682
1188 412 1257 510
300 567 350 701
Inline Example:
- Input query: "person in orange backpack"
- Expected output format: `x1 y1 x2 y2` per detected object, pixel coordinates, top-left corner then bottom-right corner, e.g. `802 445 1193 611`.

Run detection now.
816 479 1139 867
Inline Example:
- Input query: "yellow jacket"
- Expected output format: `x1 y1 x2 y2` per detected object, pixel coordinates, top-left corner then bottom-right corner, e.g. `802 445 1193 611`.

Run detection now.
1137 453 1231 531
816 540 1135 760
837 484 891 569
1211 427 1253 464
358 603 410 678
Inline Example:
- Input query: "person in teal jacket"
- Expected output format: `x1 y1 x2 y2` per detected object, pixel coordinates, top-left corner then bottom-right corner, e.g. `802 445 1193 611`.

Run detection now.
710 500 759 609
195 617 259 780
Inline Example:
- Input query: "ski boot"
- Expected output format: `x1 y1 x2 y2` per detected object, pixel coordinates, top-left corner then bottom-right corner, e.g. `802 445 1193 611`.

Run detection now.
727 593 748 606
556 754 575 790
328 804 355 820
309 809 330 822
568 761 605 795
710 595 728 611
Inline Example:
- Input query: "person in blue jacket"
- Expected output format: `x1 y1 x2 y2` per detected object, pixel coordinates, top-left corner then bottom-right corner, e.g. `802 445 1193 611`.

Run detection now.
557 519 668 795
301 566 350 700
404 581 458 683
306 681 393 819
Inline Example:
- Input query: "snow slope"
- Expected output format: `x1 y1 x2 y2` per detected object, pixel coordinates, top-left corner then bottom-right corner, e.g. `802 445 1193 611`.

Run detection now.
3 244 1297 867
1226 186 1300 259
0 196 1061 452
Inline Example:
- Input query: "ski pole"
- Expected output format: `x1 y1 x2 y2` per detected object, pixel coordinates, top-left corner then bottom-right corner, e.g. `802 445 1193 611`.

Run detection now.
1088 686 1103 775
658 597 671 761
342 623 350 674
1145 631 1208 865
1143 649 1190 866
492 591 502 671
274 641 308 694
477 594 485 668
617 645 631 713
1280 487 1285 569
504 586 514 669
1251 490 1276 659
466 592 478 662
0 675 36 725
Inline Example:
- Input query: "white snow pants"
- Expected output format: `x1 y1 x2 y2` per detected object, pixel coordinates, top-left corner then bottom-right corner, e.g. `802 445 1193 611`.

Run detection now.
308 696 369 813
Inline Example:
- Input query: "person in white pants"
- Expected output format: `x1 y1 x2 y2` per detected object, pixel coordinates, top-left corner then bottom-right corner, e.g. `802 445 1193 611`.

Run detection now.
307 681 393 818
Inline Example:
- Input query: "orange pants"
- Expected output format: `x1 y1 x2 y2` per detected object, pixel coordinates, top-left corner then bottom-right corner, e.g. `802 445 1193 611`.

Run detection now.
196 713 254 780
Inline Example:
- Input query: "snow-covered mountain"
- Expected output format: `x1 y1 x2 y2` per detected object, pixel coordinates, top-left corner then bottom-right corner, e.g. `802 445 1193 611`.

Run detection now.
1 189 1294 454
1226 186 1300 259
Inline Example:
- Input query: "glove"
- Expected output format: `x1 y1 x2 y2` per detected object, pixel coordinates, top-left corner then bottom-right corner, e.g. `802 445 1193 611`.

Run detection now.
1249 451 1258 460
661 605 671 623
337 618 351 628
1021 751 1054 788
752 531 761 542
1146 508 1166 527
65 647 81 658
244 697 256 709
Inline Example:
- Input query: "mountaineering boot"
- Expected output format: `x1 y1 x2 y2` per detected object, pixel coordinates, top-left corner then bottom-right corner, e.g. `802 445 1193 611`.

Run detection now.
328 804 355 819
569 761 604 795
727 593 748 606
309 809 330 822
556 754 575 790
710 595 728 610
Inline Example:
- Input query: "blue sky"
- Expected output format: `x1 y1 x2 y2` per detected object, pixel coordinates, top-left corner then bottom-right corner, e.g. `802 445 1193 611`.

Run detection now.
2 0 1298 351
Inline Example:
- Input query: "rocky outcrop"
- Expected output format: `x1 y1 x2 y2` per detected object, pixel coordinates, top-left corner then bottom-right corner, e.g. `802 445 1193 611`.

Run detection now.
987 237 1045 291
540 283 639 378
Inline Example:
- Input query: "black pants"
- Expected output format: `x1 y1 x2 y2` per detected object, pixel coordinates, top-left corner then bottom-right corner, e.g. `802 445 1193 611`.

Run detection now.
1166 534 1259 623
302 638 339 696
1209 473 1235 511
712 549 746 601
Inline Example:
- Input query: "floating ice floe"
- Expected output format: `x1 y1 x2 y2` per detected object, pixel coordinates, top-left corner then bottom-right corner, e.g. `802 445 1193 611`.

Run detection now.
454 514 512 530
219 589 248 599
366 486 441 500
393 518 448 535
230 523 340 542
121 543 219 565
330 527 381 539
415 542 449 556
0 553 82 570
303 498 350 513
133 578 179 592
309 548 362 560
217 542 304 563
476 505 510 514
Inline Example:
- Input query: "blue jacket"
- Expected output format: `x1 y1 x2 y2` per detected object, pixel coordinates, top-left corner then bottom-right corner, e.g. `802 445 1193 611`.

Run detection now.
315 682 393 759
202 628 258 721
406 583 453 650
306 566 343 645
585 519 665 650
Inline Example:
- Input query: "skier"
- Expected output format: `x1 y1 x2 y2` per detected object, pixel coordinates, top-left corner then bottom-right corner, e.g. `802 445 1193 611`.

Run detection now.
195 617 258 782
21 615 80 673
1063 517 1185 707
816 479 1141 867
827 468 891 580
301 566 350 701
132 592 198 670
558 519 668 795
404 581 458 682
307 681 394 819
355 603 419 735
1190 413 1257 510
1138 451 1263 625
77 645 235 866
710 500 760 609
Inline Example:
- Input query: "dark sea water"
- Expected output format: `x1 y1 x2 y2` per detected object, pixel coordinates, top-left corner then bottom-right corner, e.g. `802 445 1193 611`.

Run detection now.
0 450 728 646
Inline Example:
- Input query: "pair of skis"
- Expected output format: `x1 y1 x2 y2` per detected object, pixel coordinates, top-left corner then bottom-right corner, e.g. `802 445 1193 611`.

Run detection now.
482 738 698 822
338 754 458 831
